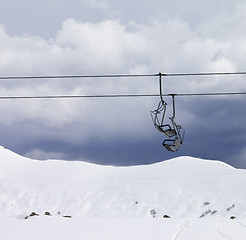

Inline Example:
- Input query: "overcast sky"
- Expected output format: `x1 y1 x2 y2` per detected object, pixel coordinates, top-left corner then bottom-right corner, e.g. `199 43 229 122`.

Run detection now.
0 0 246 168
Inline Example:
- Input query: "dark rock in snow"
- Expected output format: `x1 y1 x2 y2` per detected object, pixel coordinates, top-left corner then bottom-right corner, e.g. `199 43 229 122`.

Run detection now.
30 212 39 217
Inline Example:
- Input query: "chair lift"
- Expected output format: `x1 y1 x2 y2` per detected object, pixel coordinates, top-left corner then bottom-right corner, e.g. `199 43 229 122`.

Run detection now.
150 73 185 152
162 95 185 152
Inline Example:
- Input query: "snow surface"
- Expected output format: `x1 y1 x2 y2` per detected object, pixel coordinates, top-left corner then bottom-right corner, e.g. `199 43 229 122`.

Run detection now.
0 146 246 239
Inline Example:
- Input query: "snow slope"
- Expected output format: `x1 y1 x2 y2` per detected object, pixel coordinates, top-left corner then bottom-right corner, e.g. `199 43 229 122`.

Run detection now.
0 146 245 219
3 217 246 240
1 146 246 239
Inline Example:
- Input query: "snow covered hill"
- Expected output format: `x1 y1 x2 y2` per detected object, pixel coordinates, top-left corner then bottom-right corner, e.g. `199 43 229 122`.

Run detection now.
0 145 245 220
2 146 246 239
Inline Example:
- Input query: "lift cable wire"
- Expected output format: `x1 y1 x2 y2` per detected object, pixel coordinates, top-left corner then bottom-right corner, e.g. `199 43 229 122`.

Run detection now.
0 92 246 100
0 71 246 99
0 74 157 80
1 71 246 80
161 71 246 77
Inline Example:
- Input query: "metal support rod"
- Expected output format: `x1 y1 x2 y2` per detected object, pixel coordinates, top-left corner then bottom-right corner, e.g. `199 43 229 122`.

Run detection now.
171 94 176 119
159 72 164 102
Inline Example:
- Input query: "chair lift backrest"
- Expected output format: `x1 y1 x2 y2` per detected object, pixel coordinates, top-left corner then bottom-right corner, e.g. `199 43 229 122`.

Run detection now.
150 100 178 138
170 117 185 144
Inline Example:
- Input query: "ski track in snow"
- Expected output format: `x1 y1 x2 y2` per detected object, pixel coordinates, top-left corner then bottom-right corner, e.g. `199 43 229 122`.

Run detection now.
216 223 232 240
171 219 192 240
236 220 246 229
215 220 246 240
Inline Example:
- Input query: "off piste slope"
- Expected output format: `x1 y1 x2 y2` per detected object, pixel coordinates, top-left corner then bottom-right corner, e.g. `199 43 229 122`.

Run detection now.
0 146 246 219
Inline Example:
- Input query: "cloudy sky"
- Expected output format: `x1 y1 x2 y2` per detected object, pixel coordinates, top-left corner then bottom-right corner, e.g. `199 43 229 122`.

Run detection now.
0 0 246 168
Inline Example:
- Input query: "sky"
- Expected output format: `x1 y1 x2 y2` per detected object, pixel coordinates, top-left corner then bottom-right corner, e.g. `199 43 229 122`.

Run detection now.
0 0 246 168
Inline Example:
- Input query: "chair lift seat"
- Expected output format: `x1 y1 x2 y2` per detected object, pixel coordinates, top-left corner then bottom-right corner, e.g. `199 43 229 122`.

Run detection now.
157 124 177 138
162 138 182 152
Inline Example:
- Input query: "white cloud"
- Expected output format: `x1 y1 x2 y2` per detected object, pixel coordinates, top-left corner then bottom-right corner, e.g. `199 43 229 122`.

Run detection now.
0 13 246 145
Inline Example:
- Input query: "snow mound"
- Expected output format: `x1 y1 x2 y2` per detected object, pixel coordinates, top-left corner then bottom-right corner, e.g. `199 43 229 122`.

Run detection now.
0 146 245 219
